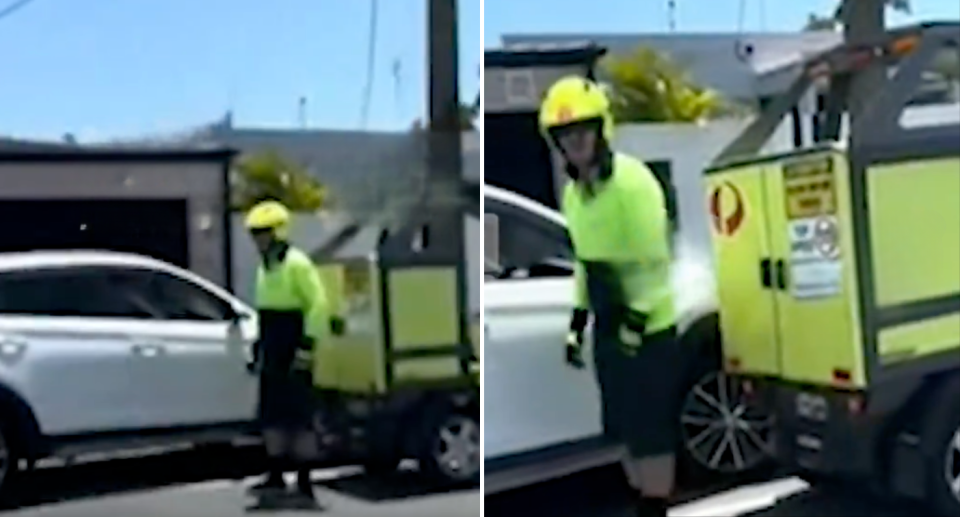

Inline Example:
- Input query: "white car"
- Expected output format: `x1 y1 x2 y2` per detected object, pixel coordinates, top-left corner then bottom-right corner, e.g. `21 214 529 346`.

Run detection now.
483 185 773 494
0 250 259 496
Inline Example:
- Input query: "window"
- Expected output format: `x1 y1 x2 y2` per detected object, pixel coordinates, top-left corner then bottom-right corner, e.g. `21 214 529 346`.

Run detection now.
0 268 153 318
111 268 236 322
484 198 574 281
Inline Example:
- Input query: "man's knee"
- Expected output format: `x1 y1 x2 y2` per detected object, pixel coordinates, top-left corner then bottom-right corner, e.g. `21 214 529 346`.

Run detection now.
622 454 676 495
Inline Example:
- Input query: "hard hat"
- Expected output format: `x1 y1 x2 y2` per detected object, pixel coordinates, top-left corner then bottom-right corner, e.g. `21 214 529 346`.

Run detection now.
245 200 291 240
539 76 614 141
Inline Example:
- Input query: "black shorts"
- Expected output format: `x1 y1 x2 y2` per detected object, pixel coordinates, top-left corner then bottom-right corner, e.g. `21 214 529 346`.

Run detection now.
593 326 681 459
258 369 317 430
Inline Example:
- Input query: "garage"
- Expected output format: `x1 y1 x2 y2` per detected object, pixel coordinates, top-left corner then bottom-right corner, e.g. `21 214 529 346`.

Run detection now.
0 148 235 288
0 199 189 268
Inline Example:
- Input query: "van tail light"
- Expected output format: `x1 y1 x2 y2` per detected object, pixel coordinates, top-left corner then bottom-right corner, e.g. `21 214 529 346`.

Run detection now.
847 395 865 415
726 357 742 372
832 368 852 384
741 379 755 399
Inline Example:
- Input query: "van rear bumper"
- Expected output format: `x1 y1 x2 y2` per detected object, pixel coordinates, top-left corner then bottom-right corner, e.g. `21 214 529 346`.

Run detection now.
770 385 880 478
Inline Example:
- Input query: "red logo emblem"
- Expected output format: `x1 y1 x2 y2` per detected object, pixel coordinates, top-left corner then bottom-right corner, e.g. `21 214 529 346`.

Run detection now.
709 182 746 236
557 105 573 123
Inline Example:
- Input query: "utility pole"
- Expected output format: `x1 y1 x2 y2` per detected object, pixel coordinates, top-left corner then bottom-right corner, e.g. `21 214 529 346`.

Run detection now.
425 0 469 344
837 0 887 130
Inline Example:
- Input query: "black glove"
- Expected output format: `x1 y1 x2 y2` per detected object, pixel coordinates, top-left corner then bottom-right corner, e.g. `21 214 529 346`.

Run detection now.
565 308 590 369
330 315 346 336
619 309 649 354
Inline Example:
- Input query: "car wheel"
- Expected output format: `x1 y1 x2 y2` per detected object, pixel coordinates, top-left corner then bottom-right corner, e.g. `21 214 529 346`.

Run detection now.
0 422 21 503
419 407 480 485
924 389 960 516
679 370 774 476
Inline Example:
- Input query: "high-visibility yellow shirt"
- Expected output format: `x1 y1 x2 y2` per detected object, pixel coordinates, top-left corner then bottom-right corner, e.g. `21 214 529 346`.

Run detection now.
561 153 676 335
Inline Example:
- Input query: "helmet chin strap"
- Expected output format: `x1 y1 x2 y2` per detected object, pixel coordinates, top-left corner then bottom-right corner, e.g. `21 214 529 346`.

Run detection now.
261 239 289 267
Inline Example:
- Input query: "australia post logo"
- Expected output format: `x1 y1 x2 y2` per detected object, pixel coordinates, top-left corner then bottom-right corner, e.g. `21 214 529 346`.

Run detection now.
709 182 746 237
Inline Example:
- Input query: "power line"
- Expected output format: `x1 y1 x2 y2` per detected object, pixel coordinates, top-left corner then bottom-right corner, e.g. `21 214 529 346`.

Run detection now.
359 0 380 128
667 0 676 32
0 0 37 23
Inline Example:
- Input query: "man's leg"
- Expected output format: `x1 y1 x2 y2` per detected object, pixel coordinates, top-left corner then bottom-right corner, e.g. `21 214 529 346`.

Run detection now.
249 428 290 493
624 454 675 516
292 429 320 497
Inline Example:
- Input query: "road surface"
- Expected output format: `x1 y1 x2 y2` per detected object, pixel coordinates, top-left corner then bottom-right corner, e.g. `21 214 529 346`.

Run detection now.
485 465 924 517
3 448 480 517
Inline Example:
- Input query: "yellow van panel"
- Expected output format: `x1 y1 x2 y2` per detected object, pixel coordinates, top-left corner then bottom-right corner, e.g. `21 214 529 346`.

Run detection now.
868 158 960 308
705 166 780 376
878 312 960 365
765 152 866 388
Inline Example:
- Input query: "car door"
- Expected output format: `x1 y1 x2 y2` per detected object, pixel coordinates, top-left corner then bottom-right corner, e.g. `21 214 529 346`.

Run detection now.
107 266 257 427
483 198 604 460
0 267 149 435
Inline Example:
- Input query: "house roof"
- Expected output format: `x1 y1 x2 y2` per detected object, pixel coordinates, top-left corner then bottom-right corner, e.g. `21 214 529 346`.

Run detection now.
501 31 844 100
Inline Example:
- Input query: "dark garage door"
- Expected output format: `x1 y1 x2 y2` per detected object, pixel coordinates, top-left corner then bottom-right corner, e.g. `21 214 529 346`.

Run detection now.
0 200 190 268
484 113 560 210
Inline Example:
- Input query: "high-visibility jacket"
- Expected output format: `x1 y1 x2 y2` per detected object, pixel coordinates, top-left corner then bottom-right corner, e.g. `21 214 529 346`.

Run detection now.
561 152 676 337
254 245 330 371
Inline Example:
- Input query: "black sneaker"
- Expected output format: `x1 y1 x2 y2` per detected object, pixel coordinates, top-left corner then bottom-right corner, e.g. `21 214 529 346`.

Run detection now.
296 471 314 497
247 473 286 496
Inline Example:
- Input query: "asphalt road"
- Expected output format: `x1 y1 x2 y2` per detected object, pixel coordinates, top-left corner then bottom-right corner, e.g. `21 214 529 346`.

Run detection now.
485 465 925 517
2 448 480 517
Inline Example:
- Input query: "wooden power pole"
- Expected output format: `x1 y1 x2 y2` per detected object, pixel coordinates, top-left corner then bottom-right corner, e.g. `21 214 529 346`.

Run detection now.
838 0 887 129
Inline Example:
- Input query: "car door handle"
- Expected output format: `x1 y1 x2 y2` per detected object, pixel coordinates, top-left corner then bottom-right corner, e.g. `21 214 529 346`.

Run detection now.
760 258 773 288
131 342 165 357
775 259 788 291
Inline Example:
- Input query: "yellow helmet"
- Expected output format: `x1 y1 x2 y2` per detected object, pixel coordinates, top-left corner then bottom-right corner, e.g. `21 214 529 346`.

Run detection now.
539 76 614 141
245 200 291 240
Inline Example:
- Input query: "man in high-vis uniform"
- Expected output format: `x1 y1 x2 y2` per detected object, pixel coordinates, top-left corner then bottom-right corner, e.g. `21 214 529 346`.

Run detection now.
244 200 330 505
539 76 680 517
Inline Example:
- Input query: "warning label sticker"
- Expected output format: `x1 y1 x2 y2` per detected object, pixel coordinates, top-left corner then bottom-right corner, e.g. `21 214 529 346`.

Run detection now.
789 215 842 299
783 156 837 220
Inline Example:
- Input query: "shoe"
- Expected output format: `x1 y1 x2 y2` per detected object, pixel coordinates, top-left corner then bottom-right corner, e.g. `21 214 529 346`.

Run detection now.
296 471 314 497
634 497 668 517
247 472 286 496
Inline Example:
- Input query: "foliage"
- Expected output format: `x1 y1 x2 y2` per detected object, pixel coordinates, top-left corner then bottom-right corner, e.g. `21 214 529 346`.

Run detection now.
803 14 840 32
601 46 746 124
231 150 326 213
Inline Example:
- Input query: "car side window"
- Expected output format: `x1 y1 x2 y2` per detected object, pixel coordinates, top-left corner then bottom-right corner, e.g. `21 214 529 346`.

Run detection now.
113 268 235 322
484 198 574 281
0 268 154 318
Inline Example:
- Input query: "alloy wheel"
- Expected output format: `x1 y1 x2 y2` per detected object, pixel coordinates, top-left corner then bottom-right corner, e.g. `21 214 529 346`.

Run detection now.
680 371 774 474
433 415 481 482
946 424 960 504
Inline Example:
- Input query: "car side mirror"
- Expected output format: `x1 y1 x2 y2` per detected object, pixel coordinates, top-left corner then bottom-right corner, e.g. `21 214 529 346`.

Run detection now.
228 308 251 323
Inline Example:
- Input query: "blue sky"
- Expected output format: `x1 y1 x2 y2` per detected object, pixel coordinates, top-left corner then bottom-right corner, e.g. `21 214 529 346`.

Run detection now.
485 0 956 45
0 0 952 141
0 0 482 141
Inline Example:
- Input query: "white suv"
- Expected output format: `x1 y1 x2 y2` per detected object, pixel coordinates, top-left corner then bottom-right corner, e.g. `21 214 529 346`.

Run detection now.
0 250 259 496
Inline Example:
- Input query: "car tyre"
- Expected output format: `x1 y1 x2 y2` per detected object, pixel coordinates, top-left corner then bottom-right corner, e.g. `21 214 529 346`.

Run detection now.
922 380 960 517
417 403 480 486
0 420 23 506
676 318 774 486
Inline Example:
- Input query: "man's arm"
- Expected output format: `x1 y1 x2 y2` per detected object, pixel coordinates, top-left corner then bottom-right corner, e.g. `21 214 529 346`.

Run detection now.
291 258 331 345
